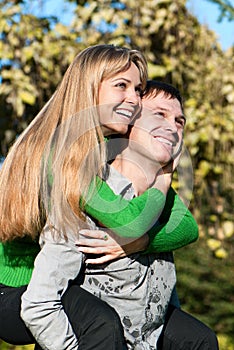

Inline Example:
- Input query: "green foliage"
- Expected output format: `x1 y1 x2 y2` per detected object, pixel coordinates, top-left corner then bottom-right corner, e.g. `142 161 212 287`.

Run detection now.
0 0 78 154
0 0 233 346
0 341 33 350
205 0 234 21
175 239 234 339
218 334 234 350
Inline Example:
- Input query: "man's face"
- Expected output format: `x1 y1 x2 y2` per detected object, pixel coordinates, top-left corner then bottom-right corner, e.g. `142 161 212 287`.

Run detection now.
129 92 186 167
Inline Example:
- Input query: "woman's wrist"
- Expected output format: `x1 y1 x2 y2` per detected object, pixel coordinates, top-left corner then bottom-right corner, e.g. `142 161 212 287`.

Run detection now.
124 234 149 255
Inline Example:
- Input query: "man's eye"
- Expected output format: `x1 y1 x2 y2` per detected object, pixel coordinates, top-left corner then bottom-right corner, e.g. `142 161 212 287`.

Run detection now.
177 118 186 127
154 112 164 117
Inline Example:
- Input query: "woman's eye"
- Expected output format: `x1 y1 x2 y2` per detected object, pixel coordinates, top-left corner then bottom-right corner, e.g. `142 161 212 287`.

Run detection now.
116 82 126 89
135 86 142 95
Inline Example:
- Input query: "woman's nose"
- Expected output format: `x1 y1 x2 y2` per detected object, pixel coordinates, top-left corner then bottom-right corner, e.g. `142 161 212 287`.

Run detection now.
125 89 140 105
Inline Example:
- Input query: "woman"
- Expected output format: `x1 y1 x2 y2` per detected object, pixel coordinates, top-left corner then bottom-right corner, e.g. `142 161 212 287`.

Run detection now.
0 44 148 350
0 45 184 349
0 45 198 349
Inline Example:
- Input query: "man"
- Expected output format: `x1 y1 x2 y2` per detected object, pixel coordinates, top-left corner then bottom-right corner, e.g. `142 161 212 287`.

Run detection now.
21 81 218 349
78 81 219 349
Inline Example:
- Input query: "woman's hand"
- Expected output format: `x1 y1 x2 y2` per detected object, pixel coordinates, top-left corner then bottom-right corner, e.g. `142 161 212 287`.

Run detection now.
163 145 182 174
76 229 149 264
153 144 182 195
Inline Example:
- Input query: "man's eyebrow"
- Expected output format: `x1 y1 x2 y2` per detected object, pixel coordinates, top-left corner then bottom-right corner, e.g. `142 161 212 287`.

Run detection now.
154 106 186 117
152 106 169 113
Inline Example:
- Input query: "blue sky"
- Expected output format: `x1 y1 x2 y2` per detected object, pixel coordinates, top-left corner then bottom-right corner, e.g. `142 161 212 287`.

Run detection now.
40 0 234 50
21 0 234 51
187 0 234 50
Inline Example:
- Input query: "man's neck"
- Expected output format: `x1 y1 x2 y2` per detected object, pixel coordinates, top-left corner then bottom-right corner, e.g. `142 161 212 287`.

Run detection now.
112 150 161 196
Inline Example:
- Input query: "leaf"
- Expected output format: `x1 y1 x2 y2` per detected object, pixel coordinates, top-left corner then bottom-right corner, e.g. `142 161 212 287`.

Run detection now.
148 63 167 78
19 91 35 105
207 238 221 251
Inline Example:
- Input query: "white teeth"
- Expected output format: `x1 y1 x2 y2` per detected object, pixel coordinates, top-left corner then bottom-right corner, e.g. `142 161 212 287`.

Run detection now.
116 109 132 118
156 137 173 146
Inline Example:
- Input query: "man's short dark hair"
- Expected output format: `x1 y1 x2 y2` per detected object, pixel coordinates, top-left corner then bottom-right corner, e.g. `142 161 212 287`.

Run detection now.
143 80 183 111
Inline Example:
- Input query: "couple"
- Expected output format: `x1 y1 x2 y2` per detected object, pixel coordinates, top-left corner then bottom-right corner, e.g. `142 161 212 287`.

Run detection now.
0 44 218 349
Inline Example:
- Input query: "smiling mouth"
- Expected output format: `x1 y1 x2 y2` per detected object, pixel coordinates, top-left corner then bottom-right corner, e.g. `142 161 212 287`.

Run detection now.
115 109 134 119
155 136 174 147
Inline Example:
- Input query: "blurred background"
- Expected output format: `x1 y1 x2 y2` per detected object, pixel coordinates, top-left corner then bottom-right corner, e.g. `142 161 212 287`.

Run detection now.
0 0 233 349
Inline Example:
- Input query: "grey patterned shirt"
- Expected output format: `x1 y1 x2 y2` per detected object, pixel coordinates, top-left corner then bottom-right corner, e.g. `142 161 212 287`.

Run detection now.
82 166 177 349
21 165 177 350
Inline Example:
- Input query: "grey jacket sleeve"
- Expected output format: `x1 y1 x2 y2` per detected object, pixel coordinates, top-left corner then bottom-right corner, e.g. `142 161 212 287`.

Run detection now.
21 226 84 350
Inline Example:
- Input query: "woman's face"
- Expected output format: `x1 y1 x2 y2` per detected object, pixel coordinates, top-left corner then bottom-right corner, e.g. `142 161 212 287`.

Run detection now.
98 62 143 136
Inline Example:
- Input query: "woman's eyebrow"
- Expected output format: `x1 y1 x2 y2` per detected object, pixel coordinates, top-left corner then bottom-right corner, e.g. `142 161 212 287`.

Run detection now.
111 77 131 82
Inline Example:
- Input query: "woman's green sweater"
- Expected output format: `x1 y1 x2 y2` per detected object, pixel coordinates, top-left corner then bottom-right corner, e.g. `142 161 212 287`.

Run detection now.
0 184 198 288
0 238 40 287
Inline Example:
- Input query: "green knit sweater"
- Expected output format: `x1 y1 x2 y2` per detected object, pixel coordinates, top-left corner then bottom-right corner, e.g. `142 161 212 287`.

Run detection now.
0 237 40 287
0 185 198 288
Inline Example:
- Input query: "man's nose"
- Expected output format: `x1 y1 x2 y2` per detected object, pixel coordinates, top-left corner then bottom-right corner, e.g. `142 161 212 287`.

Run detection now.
163 119 179 142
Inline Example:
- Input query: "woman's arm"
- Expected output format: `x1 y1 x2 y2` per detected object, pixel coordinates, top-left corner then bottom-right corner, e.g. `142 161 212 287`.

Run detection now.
77 187 198 264
83 176 166 238
21 229 81 350
144 187 198 253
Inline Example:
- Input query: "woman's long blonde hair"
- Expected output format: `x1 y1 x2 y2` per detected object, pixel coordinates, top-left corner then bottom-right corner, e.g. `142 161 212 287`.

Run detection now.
0 44 148 241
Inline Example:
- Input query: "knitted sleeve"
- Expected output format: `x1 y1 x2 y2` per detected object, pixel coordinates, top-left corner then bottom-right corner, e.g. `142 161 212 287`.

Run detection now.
0 238 40 287
144 187 199 253
83 177 166 239
47 158 166 239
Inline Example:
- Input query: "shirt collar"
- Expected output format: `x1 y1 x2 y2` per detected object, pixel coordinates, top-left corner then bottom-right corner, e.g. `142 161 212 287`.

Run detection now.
105 165 135 199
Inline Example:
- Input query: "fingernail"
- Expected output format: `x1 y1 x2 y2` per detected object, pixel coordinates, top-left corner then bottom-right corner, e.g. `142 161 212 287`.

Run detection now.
79 230 86 234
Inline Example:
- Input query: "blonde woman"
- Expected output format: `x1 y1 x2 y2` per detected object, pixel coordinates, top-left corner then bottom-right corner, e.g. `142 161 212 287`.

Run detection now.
1 45 174 349
0 44 149 350
0 46 198 349
0 44 148 243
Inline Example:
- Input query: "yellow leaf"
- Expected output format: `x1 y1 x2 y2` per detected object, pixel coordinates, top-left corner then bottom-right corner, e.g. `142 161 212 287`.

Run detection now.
223 221 234 238
215 248 228 259
19 91 35 105
148 63 167 78
198 160 211 177
207 238 221 251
